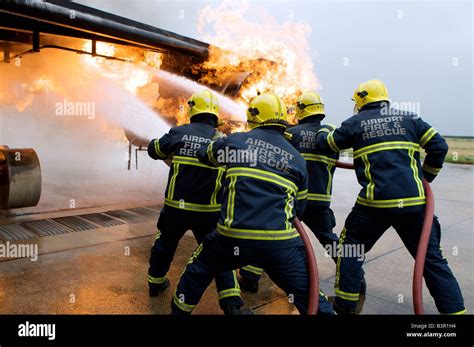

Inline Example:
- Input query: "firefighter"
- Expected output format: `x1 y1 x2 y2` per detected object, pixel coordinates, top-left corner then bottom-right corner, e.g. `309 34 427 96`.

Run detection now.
316 79 466 314
147 89 245 315
170 92 335 315
239 91 351 293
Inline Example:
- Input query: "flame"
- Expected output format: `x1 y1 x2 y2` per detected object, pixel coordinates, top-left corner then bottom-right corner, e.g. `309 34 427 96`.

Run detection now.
4 1 316 138
82 41 155 95
197 0 319 123
14 76 59 111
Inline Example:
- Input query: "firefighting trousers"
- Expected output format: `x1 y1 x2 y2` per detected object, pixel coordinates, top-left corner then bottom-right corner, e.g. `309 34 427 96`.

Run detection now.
335 206 466 314
240 206 339 282
171 230 335 315
148 206 243 310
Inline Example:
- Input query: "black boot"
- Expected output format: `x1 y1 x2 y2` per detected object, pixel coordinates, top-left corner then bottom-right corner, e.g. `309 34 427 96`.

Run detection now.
223 305 254 315
238 275 259 293
149 278 170 297
359 276 367 295
328 296 357 315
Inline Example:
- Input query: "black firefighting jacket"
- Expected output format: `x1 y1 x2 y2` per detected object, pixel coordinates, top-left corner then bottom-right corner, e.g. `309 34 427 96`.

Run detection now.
197 127 308 248
287 117 339 207
317 102 448 212
148 120 225 212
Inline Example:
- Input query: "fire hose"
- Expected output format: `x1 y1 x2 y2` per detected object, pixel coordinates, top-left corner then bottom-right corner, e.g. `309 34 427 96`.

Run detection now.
333 161 434 315
293 217 319 315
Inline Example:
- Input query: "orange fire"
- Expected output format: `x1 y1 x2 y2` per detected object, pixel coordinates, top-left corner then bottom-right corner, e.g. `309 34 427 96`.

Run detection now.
197 0 319 124
82 41 157 95
14 76 59 112
7 1 318 133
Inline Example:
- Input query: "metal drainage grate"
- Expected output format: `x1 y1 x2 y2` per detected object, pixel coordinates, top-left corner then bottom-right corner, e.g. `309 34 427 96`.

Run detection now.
127 207 158 220
22 219 73 237
80 213 125 228
52 216 98 232
0 224 38 241
103 210 147 224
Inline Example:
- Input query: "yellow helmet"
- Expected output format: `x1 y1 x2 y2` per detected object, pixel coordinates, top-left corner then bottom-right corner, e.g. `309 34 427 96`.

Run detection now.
187 89 220 120
352 79 389 111
247 93 288 129
295 91 325 120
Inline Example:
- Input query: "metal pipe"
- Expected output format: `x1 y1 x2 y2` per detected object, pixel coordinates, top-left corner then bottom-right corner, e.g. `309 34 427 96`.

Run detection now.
0 0 210 57
0 147 42 209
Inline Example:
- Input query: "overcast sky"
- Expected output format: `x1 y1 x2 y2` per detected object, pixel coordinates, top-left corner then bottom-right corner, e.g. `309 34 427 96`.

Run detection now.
77 0 473 136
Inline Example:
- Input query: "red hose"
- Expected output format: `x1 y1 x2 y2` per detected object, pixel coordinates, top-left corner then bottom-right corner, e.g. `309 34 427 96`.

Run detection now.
294 217 319 315
413 178 434 315
334 161 434 315
333 161 355 170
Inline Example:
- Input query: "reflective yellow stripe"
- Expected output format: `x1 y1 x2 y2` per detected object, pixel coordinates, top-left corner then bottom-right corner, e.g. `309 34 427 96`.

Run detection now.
356 196 426 208
154 229 161 241
164 198 221 212
154 139 167 158
301 153 337 165
422 163 441 175
409 149 424 198
420 127 438 147
362 155 374 200
353 141 420 159
218 288 241 300
335 227 346 291
217 224 299 241
284 190 293 230
147 274 167 284
224 176 237 228
207 142 220 166
172 295 196 312
226 167 297 194
308 193 331 202
320 290 329 301
296 189 308 200
327 164 334 195
233 270 240 290
327 131 340 152
172 155 221 170
167 163 180 199
317 128 331 134
335 289 360 301
445 309 467 315
187 243 203 265
242 265 264 275
210 168 224 205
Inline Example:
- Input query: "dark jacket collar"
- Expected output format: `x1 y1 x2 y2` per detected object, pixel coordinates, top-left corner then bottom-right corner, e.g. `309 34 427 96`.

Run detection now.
299 115 323 126
359 101 389 112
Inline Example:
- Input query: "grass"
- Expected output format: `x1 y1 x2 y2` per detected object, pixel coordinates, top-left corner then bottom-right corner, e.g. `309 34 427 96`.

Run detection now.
443 137 474 164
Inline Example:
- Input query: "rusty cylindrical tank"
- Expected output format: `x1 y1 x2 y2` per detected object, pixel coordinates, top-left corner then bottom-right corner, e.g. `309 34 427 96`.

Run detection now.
0 146 42 209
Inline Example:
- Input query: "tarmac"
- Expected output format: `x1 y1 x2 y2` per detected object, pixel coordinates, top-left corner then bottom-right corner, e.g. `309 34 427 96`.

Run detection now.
0 163 472 314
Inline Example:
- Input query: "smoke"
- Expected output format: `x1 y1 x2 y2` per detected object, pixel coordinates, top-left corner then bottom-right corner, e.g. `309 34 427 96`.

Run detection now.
0 50 169 214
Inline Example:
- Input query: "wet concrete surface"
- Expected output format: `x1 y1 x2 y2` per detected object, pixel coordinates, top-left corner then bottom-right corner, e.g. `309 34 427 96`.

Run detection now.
0 163 472 314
